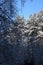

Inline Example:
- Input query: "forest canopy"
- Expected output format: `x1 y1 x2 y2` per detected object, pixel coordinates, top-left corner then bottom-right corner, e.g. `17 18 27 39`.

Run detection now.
0 0 43 65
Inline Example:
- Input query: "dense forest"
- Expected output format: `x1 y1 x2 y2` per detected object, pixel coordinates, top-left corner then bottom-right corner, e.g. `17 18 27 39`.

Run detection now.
0 0 43 65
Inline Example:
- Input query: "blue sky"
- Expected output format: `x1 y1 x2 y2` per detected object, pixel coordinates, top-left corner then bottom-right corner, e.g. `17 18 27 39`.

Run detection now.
17 0 43 19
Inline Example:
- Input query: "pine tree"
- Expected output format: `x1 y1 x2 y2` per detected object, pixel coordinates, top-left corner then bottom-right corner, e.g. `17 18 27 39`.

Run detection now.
0 0 17 18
